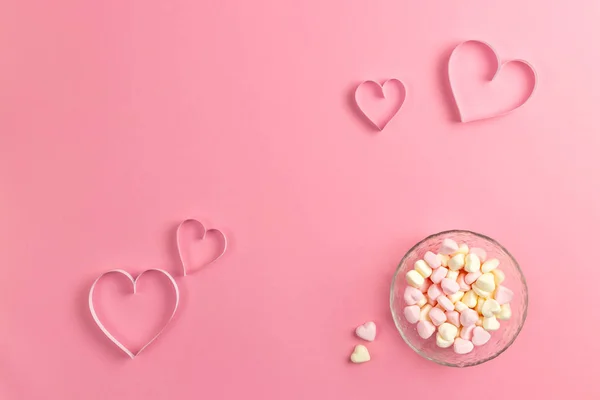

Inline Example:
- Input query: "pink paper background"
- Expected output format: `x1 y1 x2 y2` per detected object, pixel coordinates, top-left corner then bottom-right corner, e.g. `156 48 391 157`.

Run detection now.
1 0 600 398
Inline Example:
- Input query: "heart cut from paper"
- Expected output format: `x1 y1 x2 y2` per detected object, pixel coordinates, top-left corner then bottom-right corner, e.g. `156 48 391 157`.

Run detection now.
448 40 537 122
176 219 227 276
354 79 406 131
88 269 180 359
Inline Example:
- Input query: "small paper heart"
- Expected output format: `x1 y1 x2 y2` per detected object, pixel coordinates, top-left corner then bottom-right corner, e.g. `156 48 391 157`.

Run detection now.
355 321 376 342
354 79 406 131
350 344 370 364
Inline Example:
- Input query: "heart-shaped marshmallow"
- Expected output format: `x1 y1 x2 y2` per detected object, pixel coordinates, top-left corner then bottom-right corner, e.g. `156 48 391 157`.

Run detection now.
453 338 474 354
470 247 487 261
483 316 501 331
472 326 492 346
427 283 443 301
460 308 479 327
355 322 376 342
494 285 514 305
404 305 420 324
429 307 447 326
350 344 371 363
475 273 496 293
441 278 460 295
417 320 436 339
404 286 424 305
439 238 459 255
424 251 442 269
446 311 460 327
460 324 476 340
430 267 448 284
481 299 501 318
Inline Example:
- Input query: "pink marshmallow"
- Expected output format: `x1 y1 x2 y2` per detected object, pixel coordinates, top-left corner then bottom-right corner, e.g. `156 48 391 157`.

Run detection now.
427 296 437 306
453 338 474 354
494 285 514 305
465 270 482 285
439 238 459 255
446 311 460 327
417 320 436 339
404 286 424 305
460 324 476 340
404 305 420 324
470 247 487 261
460 308 479 327
430 267 448 284
457 273 471 291
429 307 447 326
427 283 443 301
424 251 441 269
472 326 492 346
437 295 455 311
441 278 460 295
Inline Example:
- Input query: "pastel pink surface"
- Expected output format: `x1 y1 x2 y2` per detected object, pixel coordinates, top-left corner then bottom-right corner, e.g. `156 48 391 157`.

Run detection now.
1 1 600 399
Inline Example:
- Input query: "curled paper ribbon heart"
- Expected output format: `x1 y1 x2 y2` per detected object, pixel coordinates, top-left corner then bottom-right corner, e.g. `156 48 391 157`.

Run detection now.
176 219 228 276
88 269 180 359
354 79 407 131
448 40 537 123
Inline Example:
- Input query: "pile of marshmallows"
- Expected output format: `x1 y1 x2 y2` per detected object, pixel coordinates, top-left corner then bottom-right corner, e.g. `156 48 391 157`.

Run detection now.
403 238 514 354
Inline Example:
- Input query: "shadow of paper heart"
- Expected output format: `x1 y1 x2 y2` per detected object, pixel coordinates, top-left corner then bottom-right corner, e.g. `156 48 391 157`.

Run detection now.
354 79 406 131
448 40 537 123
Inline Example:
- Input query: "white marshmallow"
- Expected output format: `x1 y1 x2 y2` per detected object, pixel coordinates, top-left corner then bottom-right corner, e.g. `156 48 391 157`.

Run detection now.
448 253 465 271
481 258 500 273
481 299 501 317
483 316 500 331
438 322 459 341
472 285 492 298
454 301 468 312
419 304 433 322
439 254 450 267
406 270 425 288
436 333 454 348
462 290 478 308
497 303 512 320
414 260 433 278
492 268 505 285
448 291 464 303
464 253 481 273
416 296 427 307
446 270 459 281
475 297 485 314
455 243 469 255
475 273 496 293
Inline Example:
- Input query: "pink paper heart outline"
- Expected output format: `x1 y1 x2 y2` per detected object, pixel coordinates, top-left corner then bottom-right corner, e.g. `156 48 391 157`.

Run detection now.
176 218 228 276
354 79 407 131
88 268 180 359
448 40 538 123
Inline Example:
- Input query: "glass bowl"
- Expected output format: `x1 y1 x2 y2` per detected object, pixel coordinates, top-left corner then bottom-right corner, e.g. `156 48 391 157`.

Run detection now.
390 230 528 367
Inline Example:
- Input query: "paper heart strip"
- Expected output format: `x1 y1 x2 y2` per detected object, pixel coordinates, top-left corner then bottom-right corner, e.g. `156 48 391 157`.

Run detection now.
448 40 537 122
88 269 180 359
176 219 228 276
354 79 406 131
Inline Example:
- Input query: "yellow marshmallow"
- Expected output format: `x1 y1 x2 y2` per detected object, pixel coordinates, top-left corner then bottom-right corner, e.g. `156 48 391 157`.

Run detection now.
406 270 425 288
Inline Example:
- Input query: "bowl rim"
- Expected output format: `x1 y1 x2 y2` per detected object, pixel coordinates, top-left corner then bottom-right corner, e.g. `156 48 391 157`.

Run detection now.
390 229 529 367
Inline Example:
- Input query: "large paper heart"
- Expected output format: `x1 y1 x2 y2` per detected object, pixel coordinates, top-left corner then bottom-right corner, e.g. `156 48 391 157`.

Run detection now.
176 219 228 276
88 269 180 359
448 40 537 122
354 79 406 130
